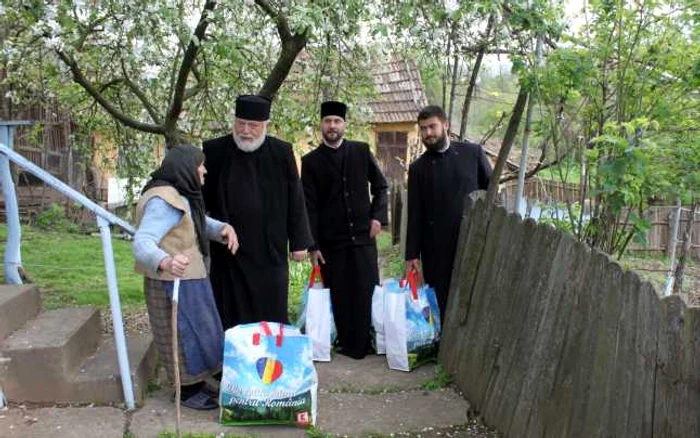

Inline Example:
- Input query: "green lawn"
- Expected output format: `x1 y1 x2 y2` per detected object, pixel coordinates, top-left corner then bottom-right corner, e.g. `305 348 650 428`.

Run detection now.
0 224 144 310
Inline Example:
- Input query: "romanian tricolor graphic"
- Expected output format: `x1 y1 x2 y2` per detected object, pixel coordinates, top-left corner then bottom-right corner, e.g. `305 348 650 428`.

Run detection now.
256 357 283 384
422 306 434 325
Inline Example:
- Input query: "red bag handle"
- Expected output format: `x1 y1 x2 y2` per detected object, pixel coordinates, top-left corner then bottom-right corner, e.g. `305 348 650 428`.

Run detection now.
400 268 419 300
252 321 284 347
309 264 324 287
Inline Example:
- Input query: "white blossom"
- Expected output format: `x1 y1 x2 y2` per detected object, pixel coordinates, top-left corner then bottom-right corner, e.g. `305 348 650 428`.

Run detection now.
47 19 62 36
243 0 255 6
45 36 64 51
0 4 5 17
141 64 160 81
444 0 459 14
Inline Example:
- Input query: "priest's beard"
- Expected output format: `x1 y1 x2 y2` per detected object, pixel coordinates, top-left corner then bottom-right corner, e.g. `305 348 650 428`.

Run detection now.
422 130 448 152
322 129 345 148
233 130 266 152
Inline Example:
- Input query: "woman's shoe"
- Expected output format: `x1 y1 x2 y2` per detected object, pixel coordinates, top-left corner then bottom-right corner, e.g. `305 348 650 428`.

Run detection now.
179 390 218 410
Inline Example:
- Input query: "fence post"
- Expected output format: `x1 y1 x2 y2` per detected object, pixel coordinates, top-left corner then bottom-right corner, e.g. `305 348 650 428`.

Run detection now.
97 216 136 410
0 122 30 284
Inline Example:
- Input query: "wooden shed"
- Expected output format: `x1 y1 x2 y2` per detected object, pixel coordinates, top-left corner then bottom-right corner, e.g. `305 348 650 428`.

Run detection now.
369 58 429 183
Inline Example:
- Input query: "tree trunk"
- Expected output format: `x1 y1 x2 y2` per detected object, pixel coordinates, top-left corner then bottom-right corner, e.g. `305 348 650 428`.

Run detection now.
485 87 529 213
458 14 494 141
515 36 543 216
664 197 682 295
259 33 308 100
672 201 696 295
442 29 451 110
448 53 460 127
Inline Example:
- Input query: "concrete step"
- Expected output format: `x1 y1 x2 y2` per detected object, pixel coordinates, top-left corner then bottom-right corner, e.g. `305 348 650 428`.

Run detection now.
1 307 101 401
0 284 41 341
70 333 157 405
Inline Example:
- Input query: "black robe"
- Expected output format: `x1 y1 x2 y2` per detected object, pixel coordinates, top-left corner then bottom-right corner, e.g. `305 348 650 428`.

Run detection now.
301 140 388 358
405 141 492 319
203 134 313 329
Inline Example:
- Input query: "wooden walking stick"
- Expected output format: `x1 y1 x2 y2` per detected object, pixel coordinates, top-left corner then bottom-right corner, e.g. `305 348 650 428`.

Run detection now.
171 278 181 438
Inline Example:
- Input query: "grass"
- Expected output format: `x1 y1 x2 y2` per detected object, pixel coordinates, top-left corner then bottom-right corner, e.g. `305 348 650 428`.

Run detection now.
377 232 404 279
421 365 453 390
0 224 144 310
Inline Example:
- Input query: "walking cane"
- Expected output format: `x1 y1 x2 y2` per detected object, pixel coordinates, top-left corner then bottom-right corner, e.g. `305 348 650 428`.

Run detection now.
171 277 182 438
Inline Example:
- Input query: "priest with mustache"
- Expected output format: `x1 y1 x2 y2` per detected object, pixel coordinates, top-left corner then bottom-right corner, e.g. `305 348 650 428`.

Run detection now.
301 101 388 359
405 105 492 321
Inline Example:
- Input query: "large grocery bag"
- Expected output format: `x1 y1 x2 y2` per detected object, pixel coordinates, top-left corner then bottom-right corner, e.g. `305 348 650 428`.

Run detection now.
295 265 336 361
384 270 441 372
220 322 317 427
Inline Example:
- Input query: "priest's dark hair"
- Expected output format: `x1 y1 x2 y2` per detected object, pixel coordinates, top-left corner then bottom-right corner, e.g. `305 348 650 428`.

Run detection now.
417 105 447 123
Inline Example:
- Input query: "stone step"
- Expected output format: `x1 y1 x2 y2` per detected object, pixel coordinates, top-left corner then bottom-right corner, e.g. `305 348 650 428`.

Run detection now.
0 284 41 341
1 307 101 401
70 333 157 405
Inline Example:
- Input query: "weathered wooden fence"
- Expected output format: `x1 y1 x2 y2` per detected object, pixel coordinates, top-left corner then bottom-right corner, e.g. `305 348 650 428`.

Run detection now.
440 194 699 438
627 206 700 259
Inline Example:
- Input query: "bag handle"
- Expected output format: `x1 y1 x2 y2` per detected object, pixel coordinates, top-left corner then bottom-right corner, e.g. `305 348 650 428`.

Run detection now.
308 264 324 287
400 268 419 300
252 321 284 347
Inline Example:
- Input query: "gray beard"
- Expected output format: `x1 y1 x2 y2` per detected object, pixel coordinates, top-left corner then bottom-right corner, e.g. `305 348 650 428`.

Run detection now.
233 132 266 152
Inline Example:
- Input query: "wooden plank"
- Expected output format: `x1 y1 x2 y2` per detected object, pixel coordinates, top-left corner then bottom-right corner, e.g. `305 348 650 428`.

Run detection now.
508 232 580 437
579 259 626 437
653 295 684 437
439 194 486 376
457 209 523 410
564 251 610 437
480 224 562 432
607 270 641 436
627 281 660 437
678 305 700 437
451 206 509 407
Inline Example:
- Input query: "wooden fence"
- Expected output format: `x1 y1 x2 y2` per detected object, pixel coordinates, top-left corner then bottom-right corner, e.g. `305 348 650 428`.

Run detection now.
440 194 699 438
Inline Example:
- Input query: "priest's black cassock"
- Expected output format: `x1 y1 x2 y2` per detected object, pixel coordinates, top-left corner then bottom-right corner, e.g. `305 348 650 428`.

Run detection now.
301 140 388 358
203 134 312 329
405 141 492 320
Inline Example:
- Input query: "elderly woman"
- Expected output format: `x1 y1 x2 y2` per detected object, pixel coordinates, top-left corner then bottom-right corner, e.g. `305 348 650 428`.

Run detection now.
133 144 238 410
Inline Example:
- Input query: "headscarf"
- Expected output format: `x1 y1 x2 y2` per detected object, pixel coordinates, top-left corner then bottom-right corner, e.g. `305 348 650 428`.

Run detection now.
142 144 209 257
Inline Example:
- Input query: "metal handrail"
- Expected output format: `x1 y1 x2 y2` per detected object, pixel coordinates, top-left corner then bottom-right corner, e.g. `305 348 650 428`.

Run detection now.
0 137 137 409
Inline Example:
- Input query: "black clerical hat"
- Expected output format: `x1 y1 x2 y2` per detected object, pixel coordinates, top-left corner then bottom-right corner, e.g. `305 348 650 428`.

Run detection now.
235 95 271 121
321 101 347 120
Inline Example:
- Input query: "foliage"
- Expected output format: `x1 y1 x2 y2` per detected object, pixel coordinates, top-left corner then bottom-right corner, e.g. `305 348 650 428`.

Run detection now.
0 0 381 189
532 0 700 258
421 364 453 390
34 203 80 233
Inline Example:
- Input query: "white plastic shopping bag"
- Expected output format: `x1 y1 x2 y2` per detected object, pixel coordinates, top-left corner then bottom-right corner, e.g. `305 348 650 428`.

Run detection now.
295 265 336 361
384 270 441 372
220 322 318 427
372 278 397 355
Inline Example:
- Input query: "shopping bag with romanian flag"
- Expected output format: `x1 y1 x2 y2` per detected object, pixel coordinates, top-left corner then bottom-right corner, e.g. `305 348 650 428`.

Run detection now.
294 265 336 362
384 270 441 372
220 322 317 427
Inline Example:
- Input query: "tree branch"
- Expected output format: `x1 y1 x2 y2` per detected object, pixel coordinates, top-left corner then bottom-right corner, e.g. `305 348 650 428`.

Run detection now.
55 50 164 134
120 58 162 124
163 0 217 142
255 0 293 41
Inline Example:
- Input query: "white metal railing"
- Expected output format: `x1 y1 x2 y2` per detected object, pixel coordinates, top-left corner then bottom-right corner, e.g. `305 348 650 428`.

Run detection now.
0 122 137 409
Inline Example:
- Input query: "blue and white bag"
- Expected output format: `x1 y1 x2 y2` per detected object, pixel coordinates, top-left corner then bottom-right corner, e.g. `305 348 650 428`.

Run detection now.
295 265 336 362
384 271 441 372
220 322 317 427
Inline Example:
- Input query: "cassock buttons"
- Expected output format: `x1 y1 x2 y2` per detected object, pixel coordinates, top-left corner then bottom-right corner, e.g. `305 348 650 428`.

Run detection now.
344 192 349 197
342 177 347 182
350 222 354 227
351 236 356 241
